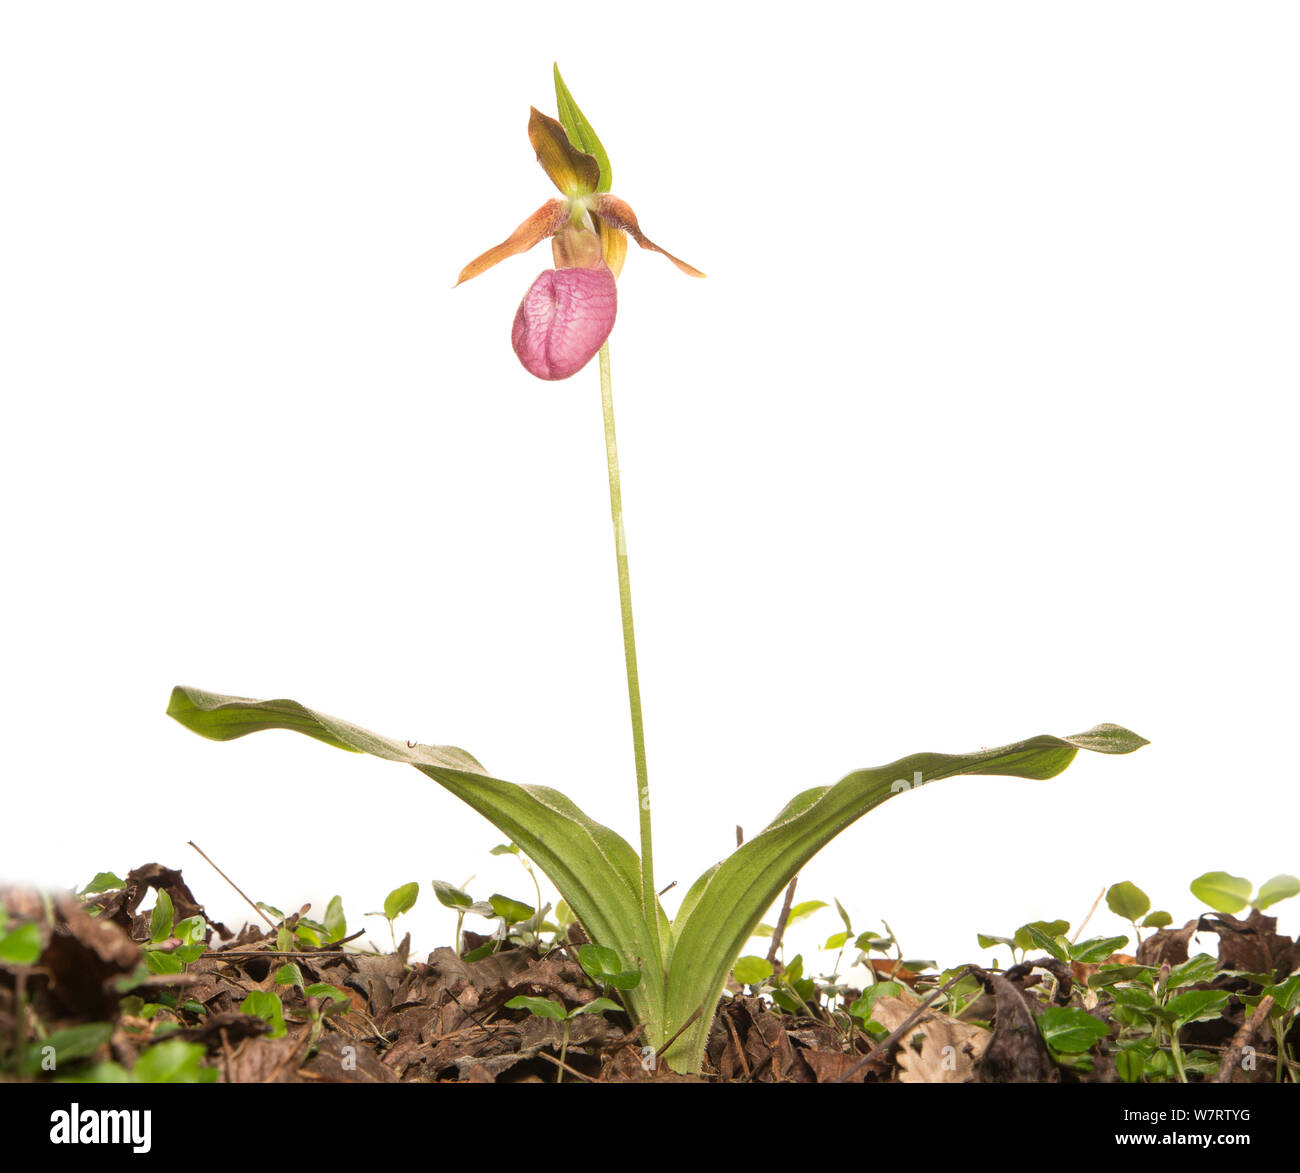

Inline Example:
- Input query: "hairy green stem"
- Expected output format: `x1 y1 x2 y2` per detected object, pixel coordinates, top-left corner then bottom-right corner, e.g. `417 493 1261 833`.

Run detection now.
598 342 656 931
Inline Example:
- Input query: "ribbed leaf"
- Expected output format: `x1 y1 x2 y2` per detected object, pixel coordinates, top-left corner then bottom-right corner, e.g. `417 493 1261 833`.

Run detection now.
661 724 1148 1071
166 686 667 1032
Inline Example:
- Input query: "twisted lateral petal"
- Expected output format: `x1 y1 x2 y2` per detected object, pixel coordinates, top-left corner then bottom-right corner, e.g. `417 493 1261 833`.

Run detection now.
592 195 705 278
456 199 568 286
512 266 617 380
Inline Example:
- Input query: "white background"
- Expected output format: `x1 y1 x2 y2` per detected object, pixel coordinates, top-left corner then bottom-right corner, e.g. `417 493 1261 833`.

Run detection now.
3 2 1296 976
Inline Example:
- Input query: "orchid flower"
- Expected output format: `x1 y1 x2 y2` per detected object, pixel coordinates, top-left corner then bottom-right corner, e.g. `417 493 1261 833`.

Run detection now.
456 94 704 381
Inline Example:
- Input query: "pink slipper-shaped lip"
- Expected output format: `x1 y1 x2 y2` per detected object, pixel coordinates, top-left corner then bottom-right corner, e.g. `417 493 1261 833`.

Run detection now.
511 265 618 381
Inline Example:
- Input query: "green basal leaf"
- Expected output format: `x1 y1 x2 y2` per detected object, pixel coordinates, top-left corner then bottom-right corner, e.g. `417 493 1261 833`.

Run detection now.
1038 1006 1109 1053
663 724 1144 1072
823 930 852 950
1189 870 1252 914
1142 910 1173 928
977 933 1015 951
149 890 174 944
1105 881 1150 921
240 990 287 1038
167 686 1145 1074
1255 873 1300 910
166 686 668 1041
553 63 612 193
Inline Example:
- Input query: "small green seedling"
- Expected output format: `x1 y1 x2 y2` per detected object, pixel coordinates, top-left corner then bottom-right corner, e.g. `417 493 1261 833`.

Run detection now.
491 842 545 934
432 879 491 957
1239 974 1300 1082
1037 1006 1111 1072
255 900 331 951
578 943 642 992
79 872 125 898
471 893 539 958
504 994 622 1081
848 980 903 1040
1105 881 1172 943
322 894 347 944
365 882 420 953
978 920 1071 968
732 955 773 991
820 898 856 978
1189 871 1300 915
142 891 208 975
1020 924 1129 968
240 990 288 1039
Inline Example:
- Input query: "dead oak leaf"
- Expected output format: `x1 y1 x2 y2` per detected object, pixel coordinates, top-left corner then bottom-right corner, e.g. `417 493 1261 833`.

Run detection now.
869 991 990 1083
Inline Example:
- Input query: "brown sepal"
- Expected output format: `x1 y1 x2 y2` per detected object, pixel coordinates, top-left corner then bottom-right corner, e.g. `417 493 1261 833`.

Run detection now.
592 194 705 278
456 199 567 286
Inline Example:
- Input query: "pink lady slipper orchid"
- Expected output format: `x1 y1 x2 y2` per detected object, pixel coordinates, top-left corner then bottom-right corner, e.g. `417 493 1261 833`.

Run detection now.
456 102 703 380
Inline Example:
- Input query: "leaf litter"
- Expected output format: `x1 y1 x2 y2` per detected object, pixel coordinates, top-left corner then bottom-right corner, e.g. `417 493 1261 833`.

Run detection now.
2 863 1297 1083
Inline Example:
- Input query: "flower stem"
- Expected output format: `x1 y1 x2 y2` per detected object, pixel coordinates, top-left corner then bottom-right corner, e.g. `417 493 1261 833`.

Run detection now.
598 342 656 925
